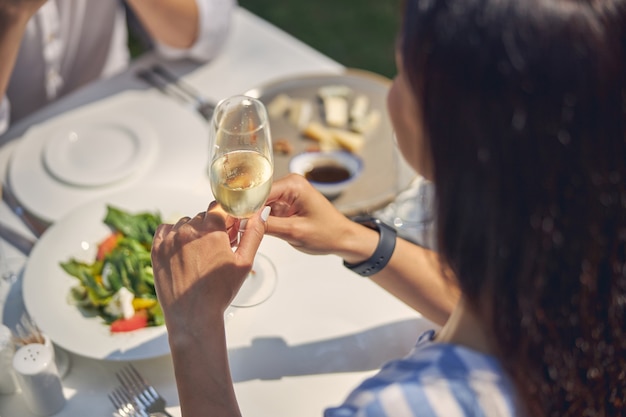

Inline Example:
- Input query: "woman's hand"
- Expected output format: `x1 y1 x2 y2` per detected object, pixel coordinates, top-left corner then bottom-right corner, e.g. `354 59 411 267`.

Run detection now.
151 201 266 334
265 174 376 262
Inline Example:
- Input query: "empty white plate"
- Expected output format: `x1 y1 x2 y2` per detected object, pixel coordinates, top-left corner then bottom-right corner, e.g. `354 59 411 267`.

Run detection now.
42 118 155 187
8 90 209 223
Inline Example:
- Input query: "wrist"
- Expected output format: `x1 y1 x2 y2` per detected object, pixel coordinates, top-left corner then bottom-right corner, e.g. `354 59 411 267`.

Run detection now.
337 221 380 264
166 309 225 343
343 216 397 277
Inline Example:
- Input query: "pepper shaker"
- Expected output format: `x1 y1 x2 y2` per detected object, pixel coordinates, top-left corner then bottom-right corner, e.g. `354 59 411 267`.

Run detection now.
0 324 17 394
12 340 66 415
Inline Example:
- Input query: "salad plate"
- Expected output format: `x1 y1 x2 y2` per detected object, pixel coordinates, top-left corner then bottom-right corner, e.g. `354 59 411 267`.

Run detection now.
22 185 210 361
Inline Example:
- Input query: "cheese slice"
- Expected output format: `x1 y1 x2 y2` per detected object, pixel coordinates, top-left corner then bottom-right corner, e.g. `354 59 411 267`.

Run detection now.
288 99 313 131
351 109 381 134
267 94 292 118
350 94 369 122
323 96 348 128
303 121 336 146
330 128 365 153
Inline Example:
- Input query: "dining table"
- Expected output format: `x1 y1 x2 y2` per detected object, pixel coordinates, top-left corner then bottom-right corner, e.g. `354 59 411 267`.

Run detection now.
0 7 434 417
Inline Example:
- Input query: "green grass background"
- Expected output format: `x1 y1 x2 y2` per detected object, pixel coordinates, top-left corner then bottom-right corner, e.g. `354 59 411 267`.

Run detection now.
237 1 403 79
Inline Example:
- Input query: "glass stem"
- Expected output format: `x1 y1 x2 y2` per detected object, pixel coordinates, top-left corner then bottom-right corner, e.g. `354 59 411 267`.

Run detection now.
234 218 247 248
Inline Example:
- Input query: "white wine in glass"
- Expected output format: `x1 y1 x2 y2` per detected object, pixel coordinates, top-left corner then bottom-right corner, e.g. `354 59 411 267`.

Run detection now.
208 95 277 307
211 150 273 218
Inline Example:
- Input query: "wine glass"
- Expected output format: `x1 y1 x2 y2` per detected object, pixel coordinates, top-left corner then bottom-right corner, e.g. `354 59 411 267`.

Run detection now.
208 95 277 307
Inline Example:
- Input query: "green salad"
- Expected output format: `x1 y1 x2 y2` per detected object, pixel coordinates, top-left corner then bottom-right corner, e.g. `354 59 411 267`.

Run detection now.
60 206 164 333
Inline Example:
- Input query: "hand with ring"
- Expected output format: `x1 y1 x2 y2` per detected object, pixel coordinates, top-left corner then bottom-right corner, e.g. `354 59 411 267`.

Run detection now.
151 201 268 334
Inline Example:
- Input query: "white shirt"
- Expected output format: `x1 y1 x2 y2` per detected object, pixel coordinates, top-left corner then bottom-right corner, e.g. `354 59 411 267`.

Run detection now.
0 0 234 134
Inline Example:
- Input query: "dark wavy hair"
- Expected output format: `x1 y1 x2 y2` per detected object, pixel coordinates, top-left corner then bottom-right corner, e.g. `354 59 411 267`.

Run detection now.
400 0 626 415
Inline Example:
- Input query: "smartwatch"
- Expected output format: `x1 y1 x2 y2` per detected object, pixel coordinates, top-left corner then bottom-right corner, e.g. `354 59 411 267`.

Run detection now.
343 216 397 277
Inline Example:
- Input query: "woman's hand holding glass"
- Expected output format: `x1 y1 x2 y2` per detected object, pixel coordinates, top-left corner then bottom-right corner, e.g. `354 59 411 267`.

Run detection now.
265 174 377 264
151 203 267 331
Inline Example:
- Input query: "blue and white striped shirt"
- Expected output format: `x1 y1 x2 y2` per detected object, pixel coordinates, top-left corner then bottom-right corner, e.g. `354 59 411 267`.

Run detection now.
324 330 518 417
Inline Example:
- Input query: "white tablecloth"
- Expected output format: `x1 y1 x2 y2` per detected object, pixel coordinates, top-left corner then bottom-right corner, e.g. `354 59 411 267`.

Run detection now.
0 8 430 417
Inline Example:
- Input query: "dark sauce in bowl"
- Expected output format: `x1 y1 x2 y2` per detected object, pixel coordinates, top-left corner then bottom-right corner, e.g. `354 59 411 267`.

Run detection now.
305 164 351 183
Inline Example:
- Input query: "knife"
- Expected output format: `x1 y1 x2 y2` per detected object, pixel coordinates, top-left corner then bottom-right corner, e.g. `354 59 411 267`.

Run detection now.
0 221 35 255
1 183 50 238
136 66 215 121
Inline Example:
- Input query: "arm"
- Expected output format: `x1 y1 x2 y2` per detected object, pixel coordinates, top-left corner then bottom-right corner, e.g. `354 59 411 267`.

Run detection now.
0 1 45 111
369 236 459 326
124 0 199 49
125 0 234 61
152 203 268 417
265 174 459 326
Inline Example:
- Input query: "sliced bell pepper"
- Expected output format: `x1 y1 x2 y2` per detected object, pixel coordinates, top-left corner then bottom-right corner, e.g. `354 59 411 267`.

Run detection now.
110 310 148 333
96 232 121 261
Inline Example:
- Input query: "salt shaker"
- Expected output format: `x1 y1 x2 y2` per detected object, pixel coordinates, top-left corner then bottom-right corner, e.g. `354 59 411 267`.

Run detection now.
0 324 18 394
12 340 66 415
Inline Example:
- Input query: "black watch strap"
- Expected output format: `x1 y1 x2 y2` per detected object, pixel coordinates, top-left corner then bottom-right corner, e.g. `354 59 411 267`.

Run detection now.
344 217 397 277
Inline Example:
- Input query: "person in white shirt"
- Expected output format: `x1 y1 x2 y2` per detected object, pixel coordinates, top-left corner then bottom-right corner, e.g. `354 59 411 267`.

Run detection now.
0 0 235 135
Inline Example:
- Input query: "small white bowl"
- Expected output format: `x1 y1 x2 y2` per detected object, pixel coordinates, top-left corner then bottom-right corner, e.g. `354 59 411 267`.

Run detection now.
289 151 363 197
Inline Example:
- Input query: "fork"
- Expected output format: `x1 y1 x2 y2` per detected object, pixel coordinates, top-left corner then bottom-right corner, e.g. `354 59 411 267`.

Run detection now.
109 386 144 417
136 65 215 121
109 386 171 417
114 364 173 417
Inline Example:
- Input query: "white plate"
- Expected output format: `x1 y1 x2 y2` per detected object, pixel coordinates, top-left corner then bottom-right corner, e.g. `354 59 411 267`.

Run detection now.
22 185 210 361
42 117 156 187
8 90 209 223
